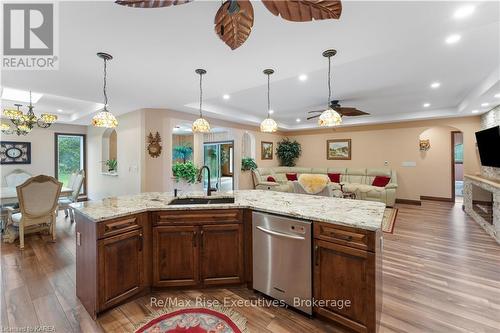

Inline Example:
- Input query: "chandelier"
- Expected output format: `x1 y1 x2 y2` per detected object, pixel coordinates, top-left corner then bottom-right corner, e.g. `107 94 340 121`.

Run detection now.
92 52 118 128
318 49 342 127
192 69 211 133
260 69 278 133
1 91 57 135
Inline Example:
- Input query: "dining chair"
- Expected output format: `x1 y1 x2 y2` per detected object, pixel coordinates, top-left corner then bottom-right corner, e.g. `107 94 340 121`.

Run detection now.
58 170 85 222
5 175 62 249
4 169 32 187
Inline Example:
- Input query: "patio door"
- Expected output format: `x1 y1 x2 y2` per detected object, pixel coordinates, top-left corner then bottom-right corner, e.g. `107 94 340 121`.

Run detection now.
203 141 234 192
55 133 86 194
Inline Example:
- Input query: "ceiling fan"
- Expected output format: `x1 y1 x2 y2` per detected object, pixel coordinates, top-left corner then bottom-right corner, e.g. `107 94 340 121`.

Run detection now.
115 0 342 50
307 100 370 120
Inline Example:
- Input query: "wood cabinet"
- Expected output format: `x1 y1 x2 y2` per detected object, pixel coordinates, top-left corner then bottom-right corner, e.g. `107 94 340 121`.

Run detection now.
200 223 244 285
98 229 144 310
152 210 245 288
153 225 199 287
313 222 381 333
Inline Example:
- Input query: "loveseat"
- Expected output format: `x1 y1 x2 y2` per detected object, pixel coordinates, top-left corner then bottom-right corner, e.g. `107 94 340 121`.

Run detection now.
252 167 398 207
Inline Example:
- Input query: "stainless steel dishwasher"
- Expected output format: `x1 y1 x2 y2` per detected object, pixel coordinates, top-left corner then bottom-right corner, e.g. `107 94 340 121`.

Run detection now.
252 211 312 315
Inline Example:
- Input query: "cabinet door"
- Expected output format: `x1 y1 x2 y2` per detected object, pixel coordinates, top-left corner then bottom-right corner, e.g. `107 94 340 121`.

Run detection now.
153 225 199 287
98 229 144 311
201 224 244 285
313 239 375 333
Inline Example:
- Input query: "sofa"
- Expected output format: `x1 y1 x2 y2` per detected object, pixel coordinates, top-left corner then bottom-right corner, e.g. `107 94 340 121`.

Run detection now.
252 167 398 207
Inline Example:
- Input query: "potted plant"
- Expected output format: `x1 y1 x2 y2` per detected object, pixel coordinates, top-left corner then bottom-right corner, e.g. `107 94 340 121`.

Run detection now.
172 161 200 192
240 157 258 189
276 138 302 166
105 159 117 172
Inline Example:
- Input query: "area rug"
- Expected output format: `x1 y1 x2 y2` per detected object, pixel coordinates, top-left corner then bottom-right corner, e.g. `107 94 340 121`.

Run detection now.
134 306 248 333
382 207 398 234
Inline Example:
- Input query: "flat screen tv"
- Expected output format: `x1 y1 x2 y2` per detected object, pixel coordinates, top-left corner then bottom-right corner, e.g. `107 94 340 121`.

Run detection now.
475 125 500 167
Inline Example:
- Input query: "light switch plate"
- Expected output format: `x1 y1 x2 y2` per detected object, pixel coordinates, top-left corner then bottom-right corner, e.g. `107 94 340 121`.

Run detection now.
402 161 417 167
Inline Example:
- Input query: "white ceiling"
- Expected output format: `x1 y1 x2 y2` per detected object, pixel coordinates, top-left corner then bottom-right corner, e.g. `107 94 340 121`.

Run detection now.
2 1 500 130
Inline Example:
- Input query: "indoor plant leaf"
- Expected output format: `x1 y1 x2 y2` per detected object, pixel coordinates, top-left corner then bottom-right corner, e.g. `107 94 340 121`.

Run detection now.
115 0 192 9
262 0 342 22
214 0 255 50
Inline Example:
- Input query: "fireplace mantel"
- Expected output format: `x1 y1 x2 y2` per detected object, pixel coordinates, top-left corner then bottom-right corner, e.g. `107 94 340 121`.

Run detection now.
464 174 500 244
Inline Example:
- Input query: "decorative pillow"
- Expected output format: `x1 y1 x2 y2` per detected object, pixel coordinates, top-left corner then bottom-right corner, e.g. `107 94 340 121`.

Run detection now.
327 173 341 183
286 173 298 181
372 176 391 187
267 176 277 182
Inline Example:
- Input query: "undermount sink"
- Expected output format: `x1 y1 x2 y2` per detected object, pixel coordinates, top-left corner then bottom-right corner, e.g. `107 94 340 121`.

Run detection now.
168 197 235 205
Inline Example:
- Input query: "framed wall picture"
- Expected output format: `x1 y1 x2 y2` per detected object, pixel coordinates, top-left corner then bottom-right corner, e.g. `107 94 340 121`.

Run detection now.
326 139 351 160
261 141 273 160
0 141 31 164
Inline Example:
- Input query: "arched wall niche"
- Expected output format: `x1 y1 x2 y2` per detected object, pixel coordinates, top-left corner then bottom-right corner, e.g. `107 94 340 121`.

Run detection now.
102 128 117 172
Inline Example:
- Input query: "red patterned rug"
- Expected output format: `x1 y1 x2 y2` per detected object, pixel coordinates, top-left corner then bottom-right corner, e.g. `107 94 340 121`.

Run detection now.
135 307 248 333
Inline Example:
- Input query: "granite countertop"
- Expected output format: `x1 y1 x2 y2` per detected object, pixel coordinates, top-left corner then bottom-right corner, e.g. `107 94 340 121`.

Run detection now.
70 190 385 231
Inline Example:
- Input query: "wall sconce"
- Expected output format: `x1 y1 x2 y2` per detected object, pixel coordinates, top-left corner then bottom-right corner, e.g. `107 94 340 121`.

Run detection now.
419 139 430 151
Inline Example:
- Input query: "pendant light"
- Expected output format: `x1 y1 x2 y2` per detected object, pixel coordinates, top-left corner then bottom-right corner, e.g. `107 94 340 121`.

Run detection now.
318 49 342 127
192 69 211 133
92 52 118 128
260 69 278 133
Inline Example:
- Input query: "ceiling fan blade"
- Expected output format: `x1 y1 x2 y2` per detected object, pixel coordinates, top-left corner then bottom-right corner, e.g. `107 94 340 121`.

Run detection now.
307 115 320 120
337 107 370 116
307 110 324 113
214 0 254 50
262 0 342 22
115 0 192 8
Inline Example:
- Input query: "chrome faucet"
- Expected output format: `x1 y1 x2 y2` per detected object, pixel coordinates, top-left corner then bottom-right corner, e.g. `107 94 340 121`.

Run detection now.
197 165 214 196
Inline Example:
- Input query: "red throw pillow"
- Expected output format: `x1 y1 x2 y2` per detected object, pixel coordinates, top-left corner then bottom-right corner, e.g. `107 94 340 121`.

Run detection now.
327 173 341 183
372 176 391 187
286 173 298 181
267 176 276 182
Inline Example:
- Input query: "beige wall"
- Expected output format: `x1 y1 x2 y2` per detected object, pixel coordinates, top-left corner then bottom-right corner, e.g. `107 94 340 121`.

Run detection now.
86 110 146 200
287 117 482 201
0 123 87 186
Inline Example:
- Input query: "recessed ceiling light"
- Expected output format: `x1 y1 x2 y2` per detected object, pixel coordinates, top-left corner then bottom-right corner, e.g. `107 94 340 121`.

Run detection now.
430 82 441 89
445 34 461 44
423 103 431 108
471 109 479 114
494 93 500 98
481 102 489 107
268 109 274 114
222 94 230 100
1 88 43 103
57 109 63 113
454 5 475 19
296 118 301 122
298 74 308 81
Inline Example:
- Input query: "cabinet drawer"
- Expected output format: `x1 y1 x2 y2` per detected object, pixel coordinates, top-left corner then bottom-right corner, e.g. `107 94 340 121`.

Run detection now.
97 216 141 239
314 222 373 251
154 209 241 226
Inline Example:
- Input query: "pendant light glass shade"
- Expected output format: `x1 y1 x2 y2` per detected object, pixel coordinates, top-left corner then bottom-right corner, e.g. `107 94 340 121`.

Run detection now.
91 109 118 128
319 49 342 127
3 108 22 120
318 108 342 127
260 117 278 133
192 69 210 133
92 52 118 128
260 69 278 133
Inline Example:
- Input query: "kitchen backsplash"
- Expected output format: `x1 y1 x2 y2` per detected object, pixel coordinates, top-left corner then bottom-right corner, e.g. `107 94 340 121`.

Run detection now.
480 105 500 180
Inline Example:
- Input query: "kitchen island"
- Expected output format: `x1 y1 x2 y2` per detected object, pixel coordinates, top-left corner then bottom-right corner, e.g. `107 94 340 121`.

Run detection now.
72 190 385 333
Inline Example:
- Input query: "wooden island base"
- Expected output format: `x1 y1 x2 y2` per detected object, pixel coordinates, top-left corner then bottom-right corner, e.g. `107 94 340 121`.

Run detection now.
75 208 382 333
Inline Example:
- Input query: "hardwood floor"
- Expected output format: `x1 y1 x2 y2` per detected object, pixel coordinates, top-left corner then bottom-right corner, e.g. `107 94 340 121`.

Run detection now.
1 201 499 332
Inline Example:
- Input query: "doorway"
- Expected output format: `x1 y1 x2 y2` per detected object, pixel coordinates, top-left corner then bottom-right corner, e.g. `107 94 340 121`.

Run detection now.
203 141 234 192
451 131 464 202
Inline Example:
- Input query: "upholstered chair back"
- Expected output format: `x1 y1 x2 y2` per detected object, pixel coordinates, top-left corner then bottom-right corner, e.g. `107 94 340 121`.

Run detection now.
5 169 32 187
71 173 85 201
17 175 62 218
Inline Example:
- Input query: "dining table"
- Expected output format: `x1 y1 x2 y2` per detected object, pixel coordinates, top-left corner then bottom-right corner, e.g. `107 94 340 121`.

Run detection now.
0 186 73 205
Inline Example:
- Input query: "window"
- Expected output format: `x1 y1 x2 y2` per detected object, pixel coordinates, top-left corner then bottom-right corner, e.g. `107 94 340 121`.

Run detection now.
55 133 86 194
454 143 463 163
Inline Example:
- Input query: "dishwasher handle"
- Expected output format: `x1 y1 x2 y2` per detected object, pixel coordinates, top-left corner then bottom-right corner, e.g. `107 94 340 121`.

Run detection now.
256 226 305 240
